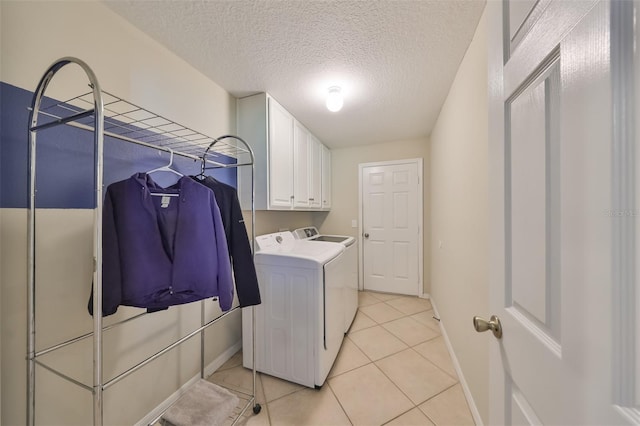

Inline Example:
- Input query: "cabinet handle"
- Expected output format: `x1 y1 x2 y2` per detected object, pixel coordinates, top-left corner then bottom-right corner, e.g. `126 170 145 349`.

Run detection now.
290 195 294 199
309 198 314 201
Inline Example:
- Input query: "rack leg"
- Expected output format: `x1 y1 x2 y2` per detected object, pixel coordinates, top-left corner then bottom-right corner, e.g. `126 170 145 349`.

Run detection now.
251 305 259 414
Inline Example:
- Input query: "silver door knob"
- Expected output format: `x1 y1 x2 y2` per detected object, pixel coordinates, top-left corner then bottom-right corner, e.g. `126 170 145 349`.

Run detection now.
473 315 502 339
363 233 369 238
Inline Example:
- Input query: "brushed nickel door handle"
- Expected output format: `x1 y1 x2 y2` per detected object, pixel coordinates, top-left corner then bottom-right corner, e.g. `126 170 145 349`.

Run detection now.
473 315 502 339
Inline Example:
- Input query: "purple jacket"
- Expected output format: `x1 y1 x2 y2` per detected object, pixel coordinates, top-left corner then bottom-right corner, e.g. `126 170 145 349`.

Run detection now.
89 173 234 316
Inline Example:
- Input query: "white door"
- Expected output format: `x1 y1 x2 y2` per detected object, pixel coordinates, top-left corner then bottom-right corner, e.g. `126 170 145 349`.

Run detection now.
309 135 322 209
321 144 332 210
268 97 294 208
359 159 422 296
487 1 638 424
293 121 310 208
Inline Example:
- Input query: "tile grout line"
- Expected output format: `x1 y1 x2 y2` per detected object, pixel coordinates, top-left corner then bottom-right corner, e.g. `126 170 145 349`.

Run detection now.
258 293 462 426
380 406 419 425
339 302 421 425
409 344 459 381
257 377 304 406
327 336 375 380
355 297 471 425
326 378 355 426
357 302 457 424
417 381 464 425
370 353 450 425
257 372 273 426
372 338 458 403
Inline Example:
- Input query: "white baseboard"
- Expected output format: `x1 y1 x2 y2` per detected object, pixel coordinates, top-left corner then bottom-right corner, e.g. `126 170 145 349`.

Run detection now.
430 299 483 426
420 292 431 299
135 340 242 426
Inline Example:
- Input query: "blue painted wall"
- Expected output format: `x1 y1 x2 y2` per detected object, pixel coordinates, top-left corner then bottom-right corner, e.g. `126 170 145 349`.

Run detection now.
0 82 237 209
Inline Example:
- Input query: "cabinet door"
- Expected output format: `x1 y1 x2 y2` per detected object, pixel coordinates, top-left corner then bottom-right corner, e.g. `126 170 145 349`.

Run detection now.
293 121 310 208
268 98 294 208
321 144 332 210
309 135 322 209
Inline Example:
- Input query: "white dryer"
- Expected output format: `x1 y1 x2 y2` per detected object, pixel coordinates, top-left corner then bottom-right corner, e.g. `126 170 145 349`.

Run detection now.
293 227 358 332
242 231 346 388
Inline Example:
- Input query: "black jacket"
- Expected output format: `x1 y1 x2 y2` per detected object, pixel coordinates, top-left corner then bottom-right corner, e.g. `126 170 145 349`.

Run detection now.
193 176 261 307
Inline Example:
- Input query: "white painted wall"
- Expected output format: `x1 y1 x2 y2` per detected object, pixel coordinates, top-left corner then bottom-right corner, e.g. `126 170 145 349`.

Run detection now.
0 2 3 421
0 1 241 424
429 7 489 423
314 138 431 294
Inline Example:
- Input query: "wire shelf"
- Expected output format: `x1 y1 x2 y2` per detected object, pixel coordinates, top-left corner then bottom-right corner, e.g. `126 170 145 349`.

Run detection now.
36 90 250 160
27 57 259 426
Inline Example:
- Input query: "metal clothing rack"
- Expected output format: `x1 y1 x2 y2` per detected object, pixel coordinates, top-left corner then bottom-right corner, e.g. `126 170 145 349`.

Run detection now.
26 57 260 426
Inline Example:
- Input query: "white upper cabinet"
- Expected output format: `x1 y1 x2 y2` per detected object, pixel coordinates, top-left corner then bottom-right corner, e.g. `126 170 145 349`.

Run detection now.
321 144 332 210
309 135 322 209
237 92 331 211
293 121 310 208
267 98 294 208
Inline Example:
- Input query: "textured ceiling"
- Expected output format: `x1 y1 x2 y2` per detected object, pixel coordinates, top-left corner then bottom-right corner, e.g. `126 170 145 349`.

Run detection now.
104 0 485 148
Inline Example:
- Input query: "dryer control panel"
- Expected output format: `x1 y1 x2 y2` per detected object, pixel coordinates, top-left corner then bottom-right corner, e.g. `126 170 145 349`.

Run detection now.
293 227 320 240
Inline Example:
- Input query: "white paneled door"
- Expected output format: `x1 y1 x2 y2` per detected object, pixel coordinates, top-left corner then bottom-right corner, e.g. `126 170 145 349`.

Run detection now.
487 0 638 424
360 159 422 296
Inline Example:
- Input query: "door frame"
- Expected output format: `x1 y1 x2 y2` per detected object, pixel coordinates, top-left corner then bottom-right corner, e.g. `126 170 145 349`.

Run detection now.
358 158 423 296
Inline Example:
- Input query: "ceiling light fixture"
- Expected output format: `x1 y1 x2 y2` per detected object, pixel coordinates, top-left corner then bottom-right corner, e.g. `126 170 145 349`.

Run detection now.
326 86 343 112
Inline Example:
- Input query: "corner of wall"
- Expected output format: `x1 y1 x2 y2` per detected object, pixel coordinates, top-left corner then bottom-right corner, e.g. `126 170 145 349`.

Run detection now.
429 4 489 424
430 299 484 425
423 135 432 295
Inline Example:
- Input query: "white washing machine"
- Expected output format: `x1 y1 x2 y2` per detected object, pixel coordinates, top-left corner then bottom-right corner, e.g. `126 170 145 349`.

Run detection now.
242 231 346 388
293 227 358 332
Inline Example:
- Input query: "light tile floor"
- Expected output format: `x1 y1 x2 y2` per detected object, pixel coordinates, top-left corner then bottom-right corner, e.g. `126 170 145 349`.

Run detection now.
208 291 475 426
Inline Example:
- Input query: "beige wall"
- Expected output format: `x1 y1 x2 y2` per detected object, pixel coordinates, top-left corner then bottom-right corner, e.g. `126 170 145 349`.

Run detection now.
429 7 489 423
1 1 491 424
0 2 234 138
0 3 4 420
242 210 315 240
1 2 238 424
315 138 431 294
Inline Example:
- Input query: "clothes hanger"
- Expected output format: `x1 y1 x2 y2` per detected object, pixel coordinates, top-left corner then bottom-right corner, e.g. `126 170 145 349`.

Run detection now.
195 150 208 180
196 137 231 180
148 148 183 177
147 148 182 197
196 137 220 179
